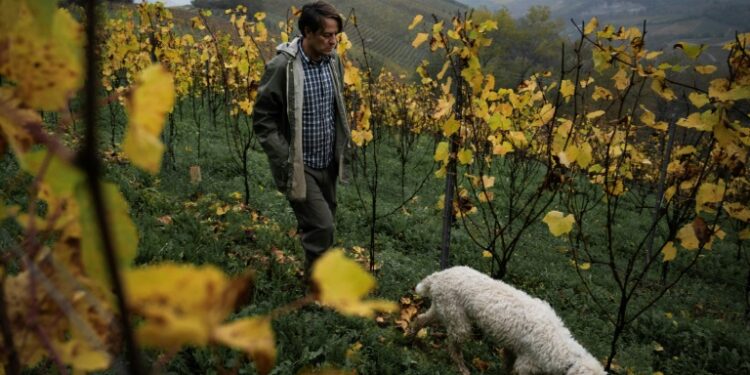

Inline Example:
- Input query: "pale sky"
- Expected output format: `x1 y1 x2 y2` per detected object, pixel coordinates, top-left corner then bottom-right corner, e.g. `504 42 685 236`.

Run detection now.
135 0 192 6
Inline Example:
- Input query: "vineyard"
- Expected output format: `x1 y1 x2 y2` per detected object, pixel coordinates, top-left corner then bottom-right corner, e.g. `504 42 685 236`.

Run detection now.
0 1 749 374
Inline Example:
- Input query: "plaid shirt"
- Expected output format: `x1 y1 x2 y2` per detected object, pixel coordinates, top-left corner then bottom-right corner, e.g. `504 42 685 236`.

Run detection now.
299 39 336 169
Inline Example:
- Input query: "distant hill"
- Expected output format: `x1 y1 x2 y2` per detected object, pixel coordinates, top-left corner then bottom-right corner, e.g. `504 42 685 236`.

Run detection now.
169 0 468 74
458 0 749 48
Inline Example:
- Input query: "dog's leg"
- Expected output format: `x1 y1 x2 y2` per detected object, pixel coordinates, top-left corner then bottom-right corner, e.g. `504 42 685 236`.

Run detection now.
511 355 541 375
500 348 516 374
447 339 471 375
444 308 472 375
409 305 437 335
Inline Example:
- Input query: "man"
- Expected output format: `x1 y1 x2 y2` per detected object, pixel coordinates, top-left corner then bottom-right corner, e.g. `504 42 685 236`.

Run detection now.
252 1 350 278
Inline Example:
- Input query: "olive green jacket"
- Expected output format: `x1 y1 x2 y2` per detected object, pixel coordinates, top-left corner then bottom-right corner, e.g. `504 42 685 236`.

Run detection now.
252 37 351 202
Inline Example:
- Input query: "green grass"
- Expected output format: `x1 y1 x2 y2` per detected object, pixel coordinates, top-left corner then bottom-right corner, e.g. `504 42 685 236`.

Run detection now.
3 98 749 374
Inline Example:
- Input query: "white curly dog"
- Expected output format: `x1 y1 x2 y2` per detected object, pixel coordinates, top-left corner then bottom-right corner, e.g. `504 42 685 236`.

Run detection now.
411 266 606 375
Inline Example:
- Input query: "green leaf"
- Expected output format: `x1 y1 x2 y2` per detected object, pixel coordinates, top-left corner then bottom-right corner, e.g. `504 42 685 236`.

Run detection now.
434 141 450 163
26 0 59 34
673 42 706 60
457 148 473 165
77 182 138 286
542 211 575 237
21 149 84 197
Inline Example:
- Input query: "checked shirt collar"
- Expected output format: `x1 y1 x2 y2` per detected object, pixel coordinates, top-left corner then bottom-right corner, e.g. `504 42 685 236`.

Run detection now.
298 38 336 169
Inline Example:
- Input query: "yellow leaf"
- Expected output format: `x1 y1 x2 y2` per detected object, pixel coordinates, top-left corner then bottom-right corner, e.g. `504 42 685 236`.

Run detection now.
498 102 513 117
676 223 700 250
688 92 710 109
508 131 528 148
661 241 677 262
531 103 555 127
592 48 612 72
696 180 725 213
488 113 509 131
482 250 493 258
708 78 750 102
213 317 276 375
457 148 473 165
478 191 494 202
676 111 717 132
612 68 630 91
739 228 750 240
434 141 450 163
432 21 444 34
2 7 84 110
216 205 231 216
408 14 423 30
542 211 575 237
351 129 373 147
577 143 593 169
312 249 397 317
412 32 429 48
586 110 606 120
558 145 579 167
584 17 598 35
123 65 175 174
592 86 613 101
435 166 447 178
481 175 495 188
651 79 676 101
578 262 591 270
724 203 750 222
560 79 575 98
645 51 663 60
125 263 253 348
493 141 514 156
640 105 656 126
442 117 460 137
479 20 498 32
57 340 111 372
695 65 717 74
343 64 361 88
416 328 428 338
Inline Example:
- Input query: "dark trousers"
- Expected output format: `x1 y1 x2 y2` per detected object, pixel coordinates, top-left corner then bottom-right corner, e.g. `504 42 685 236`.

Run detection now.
290 163 338 273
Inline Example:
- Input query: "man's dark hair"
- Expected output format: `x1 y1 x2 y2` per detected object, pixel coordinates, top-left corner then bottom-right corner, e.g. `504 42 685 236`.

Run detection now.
298 1 342 37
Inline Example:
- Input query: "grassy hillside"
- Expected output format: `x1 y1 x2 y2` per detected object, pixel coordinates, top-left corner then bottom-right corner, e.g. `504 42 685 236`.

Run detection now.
459 0 749 47
170 0 468 74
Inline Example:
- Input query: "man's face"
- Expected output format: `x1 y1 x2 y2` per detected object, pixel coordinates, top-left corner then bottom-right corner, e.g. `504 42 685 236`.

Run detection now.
305 17 338 59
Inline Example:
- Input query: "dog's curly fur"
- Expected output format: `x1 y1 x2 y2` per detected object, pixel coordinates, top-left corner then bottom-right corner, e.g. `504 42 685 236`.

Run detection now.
412 266 605 375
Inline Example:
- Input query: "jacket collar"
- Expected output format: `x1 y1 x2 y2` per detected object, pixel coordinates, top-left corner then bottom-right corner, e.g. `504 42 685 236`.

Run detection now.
275 36 300 57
